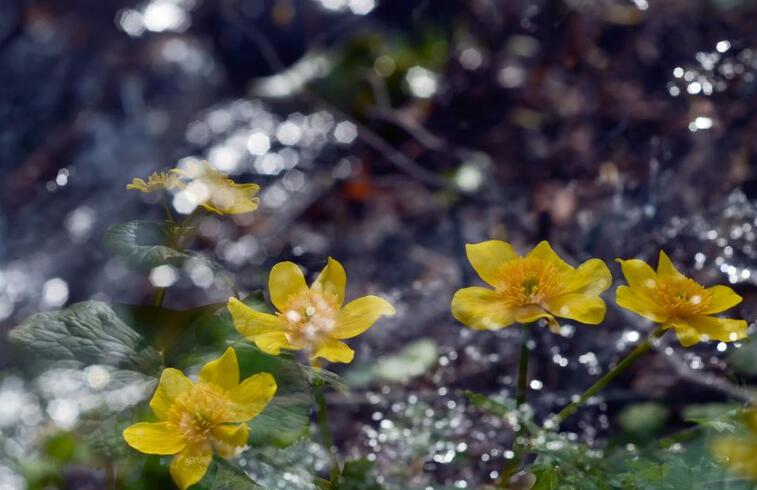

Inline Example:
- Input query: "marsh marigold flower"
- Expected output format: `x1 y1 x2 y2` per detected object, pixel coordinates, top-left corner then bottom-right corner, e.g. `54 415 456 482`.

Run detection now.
172 161 260 215
228 257 396 364
451 240 611 332
616 251 748 347
123 348 276 489
712 407 757 480
126 171 184 193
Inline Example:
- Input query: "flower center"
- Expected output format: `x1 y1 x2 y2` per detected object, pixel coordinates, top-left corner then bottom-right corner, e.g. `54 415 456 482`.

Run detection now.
167 383 231 443
496 257 564 307
279 290 339 349
653 276 711 317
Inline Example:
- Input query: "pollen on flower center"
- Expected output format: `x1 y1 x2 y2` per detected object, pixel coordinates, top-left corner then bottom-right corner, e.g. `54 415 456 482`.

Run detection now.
167 383 231 443
496 257 564 307
279 290 338 348
654 276 711 316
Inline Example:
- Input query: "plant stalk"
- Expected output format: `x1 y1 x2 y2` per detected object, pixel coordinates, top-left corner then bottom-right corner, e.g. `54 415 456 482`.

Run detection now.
313 379 341 482
554 326 667 423
499 322 531 487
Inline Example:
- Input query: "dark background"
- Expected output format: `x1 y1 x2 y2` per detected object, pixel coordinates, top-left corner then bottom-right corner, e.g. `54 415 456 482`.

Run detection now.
0 0 755 487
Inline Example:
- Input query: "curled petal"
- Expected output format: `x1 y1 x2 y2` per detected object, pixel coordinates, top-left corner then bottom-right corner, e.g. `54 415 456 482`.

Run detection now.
227 298 292 355
199 347 239 391
226 373 277 423
701 285 743 315
465 241 518 286
312 257 347 306
545 294 606 325
657 250 684 277
616 286 668 323
150 368 194 420
312 337 355 363
170 442 213 490
564 258 612 296
514 305 554 324
212 424 249 458
123 422 186 455
332 295 396 339
526 241 573 273
616 258 659 290
269 262 308 311
670 315 748 347
451 287 514 330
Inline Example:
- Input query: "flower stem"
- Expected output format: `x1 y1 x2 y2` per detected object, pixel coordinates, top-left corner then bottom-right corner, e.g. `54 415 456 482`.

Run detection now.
516 322 531 408
554 326 667 423
499 322 531 487
313 379 341 482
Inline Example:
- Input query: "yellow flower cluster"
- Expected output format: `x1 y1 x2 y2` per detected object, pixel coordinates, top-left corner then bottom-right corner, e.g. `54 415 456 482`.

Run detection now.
122 161 749 489
228 257 396 364
127 161 260 215
616 251 746 346
453 240 747 348
123 348 276 489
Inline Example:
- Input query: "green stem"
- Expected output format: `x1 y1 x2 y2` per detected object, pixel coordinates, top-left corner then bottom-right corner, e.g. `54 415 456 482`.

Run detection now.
161 195 175 223
516 323 531 408
153 287 167 307
555 326 667 423
499 322 531 487
313 379 341 482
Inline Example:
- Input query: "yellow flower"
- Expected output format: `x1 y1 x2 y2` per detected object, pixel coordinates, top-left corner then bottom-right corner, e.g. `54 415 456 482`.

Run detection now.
451 240 612 332
228 257 396 364
126 171 184 193
122 348 276 489
712 407 757 480
615 251 748 347
172 161 260 215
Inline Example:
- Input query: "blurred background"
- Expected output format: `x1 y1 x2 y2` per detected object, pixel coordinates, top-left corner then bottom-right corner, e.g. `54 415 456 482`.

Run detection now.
0 0 756 488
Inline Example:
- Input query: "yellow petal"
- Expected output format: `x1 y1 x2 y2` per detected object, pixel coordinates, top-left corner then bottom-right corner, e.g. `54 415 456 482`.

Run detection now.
451 287 514 330
123 422 186 455
465 241 518 286
615 286 668 323
227 297 292 355
312 337 355 363
150 368 194 420
170 442 213 490
711 436 757 479
671 315 748 347
211 424 249 458
526 241 573 273
545 294 606 325
701 285 743 314
332 295 396 339
126 178 149 192
226 373 277 423
563 258 612 295
269 261 308 311
514 305 554 324
311 257 347 306
657 250 684 277
616 257 659 290
199 347 239 391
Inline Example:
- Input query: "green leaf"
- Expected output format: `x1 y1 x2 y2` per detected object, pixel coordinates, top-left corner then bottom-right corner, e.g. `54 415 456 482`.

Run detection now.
8 301 162 374
332 458 383 490
104 220 188 270
618 402 669 437
196 458 263 489
346 339 438 387
113 302 226 363
531 466 559 490
464 391 516 417
235 344 312 448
